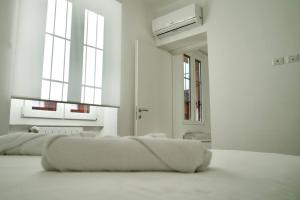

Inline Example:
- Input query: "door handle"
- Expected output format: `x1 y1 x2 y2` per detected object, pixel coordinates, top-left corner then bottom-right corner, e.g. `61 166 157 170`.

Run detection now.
138 108 149 112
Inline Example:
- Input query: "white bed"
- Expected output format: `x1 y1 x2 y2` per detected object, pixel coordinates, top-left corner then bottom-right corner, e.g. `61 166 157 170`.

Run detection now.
0 150 299 200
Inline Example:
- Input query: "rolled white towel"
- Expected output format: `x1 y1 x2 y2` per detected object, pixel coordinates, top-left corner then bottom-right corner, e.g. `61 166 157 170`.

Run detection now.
144 133 167 138
42 136 212 173
0 132 54 155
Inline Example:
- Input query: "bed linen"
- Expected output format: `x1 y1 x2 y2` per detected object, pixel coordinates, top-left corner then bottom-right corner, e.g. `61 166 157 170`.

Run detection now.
0 150 299 200
42 135 211 172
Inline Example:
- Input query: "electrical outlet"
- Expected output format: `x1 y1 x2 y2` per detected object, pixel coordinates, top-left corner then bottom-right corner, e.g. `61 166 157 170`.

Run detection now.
272 57 284 66
287 55 298 63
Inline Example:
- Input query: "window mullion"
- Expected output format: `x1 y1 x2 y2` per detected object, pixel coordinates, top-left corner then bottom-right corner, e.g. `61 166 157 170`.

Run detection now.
93 16 99 104
190 57 194 121
61 1 69 100
83 11 89 103
48 0 58 100
46 32 71 42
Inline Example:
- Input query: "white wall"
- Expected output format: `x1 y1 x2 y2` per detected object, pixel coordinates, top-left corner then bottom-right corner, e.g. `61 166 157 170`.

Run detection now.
208 0 300 155
0 0 18 135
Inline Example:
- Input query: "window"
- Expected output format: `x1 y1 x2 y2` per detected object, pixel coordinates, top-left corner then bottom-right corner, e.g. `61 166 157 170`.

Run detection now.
183 55 191 120
81 9 104 105
41 0 72 101
32 100 57 111
70 104 90 113
195 59 202 122
183 55 203 122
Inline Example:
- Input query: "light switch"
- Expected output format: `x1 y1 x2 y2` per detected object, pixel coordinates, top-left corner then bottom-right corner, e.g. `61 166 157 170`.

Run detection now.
272 57 284 66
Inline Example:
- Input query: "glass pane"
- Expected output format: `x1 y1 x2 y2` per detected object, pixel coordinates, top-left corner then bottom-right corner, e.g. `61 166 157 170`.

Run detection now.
54 0 67 37
42 34 53 79
95 50 103 87
195 60 202 121
66 2 72 39
87 10 97 47
63 83 68 101
41 80 50 99
51 37 65 81
84 87 94 104
64 40 70 82
183 55 191 120
184 79 190 90
50 81 63 101
81 86 85 102
81 46 86 84
85 46 96 86
46 0 55 33
94 88 102 105
97 15 104 49
83 10 88 44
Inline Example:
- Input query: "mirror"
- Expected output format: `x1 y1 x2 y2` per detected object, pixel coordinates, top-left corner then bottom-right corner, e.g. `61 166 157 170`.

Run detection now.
11 0 121 107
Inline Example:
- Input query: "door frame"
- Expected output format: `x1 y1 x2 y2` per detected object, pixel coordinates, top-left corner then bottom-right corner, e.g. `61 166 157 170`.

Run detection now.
134 40 139 136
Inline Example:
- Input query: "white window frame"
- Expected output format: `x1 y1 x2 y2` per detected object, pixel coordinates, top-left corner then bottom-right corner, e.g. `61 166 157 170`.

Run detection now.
81 9 104 105
41 0 72 101
183 53 204 124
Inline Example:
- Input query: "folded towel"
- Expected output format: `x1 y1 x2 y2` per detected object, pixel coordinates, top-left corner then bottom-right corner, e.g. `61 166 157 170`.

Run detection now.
42 136 212 173
0 132 53 155
183 132 211 140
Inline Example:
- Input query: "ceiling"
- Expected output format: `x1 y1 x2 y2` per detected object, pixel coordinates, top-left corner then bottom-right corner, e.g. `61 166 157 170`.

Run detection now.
139 0 175 7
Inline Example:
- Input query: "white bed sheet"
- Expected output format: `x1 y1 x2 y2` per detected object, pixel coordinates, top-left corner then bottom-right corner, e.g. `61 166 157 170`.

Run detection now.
0 150 299 200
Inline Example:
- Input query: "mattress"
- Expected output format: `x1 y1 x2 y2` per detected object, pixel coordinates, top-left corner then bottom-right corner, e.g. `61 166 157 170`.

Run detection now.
0 150 299 200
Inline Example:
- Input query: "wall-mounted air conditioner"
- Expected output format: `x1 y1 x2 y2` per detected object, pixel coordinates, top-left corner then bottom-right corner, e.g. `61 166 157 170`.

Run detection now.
152 4 203 38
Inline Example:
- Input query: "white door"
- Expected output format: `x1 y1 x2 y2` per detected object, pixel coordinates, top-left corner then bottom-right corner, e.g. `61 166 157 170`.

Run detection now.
134 40 172 137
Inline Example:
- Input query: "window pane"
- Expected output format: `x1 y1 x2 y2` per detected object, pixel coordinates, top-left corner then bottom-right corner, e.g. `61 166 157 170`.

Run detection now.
82 46 86 84
84 10 88 44
50 81 63 101
63 83 68 101
95 50 103 87
94 88 102 105
97 15 104 49
51 37 65 81
64 40 70 82
41 80 50 99
84 87 94 104
81 86 85 102
54 0 67 37
85 46 96 86
195 60 202 122
87 10 97 47
46 0 55 33
66 2 72 39
183 55 191 120
42 34 53 79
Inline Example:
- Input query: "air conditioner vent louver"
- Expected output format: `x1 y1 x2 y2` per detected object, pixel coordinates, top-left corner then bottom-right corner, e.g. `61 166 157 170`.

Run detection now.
156 21 197 37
